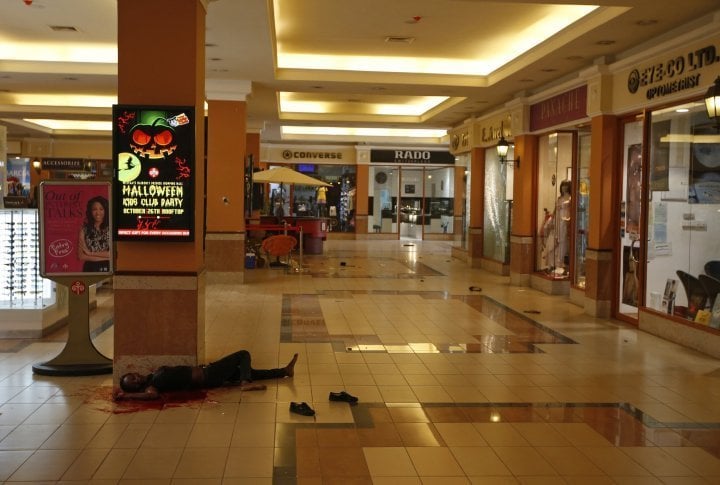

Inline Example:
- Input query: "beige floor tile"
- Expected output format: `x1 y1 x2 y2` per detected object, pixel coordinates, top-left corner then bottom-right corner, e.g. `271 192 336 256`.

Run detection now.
93 448 136 479
406 446 465 476
122 447 183 479
493 446 558 476
379 385 418 402
421 477 472 484
473 423 529 446
141 423 193 448
660 446 720 476
435 423 487 446
451 446 512 476
61 447 110 480
341 372 376 385
412 385 453 403
369 477 422 484
620 446 698 477
173 447 230 478
374 374 410 386
468 477 520 485
8 448 81 481
363 446 417 476
230 422 275 447
344 384 383 402
535 446 605 476
196 402 240 424
154 404 201 423
235 402 277 423
0 423 58 450
578 446 652 476
224 447 274 478
41 423 104 450
0 450 33 481
186 422 235 448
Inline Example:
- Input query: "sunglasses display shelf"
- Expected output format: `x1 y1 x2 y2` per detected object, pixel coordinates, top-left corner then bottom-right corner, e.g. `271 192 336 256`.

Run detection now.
0 209 55 309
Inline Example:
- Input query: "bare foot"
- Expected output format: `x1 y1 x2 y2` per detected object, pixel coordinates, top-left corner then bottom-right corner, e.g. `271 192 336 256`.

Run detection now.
240 383 266 391
284 353 298 377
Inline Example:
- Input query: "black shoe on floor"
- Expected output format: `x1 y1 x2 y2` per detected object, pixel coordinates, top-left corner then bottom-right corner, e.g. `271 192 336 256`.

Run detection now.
289 401 315 416
329 391 358 403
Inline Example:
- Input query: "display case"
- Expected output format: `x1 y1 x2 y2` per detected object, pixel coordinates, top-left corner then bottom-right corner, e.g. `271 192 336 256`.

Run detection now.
0 209 55 308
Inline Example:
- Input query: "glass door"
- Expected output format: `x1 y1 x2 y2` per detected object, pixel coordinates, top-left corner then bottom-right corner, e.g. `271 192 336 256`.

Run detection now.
574 131 591 288
399 167 424 240
617 118 644 321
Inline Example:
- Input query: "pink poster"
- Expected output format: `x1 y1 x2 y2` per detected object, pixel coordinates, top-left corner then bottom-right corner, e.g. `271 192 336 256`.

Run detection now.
40 182 113 276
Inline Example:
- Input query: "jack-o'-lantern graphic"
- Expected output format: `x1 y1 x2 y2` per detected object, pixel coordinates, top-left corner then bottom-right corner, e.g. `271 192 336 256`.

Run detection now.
128 111 177 160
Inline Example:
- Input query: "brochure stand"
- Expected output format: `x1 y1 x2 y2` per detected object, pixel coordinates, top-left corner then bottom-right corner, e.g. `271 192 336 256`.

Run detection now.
33 181 114 376
32 276 112 375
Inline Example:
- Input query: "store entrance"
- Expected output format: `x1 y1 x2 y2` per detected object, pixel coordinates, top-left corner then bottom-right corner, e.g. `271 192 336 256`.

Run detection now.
399 167 424 240
617 119 643 322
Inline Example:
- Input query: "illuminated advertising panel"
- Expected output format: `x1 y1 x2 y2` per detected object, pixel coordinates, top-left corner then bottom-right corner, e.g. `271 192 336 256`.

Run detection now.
112 105 195 241
39 181 113 277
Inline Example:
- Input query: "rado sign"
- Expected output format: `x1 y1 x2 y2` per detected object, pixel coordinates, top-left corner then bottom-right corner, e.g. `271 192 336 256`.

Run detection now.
370 149 455 165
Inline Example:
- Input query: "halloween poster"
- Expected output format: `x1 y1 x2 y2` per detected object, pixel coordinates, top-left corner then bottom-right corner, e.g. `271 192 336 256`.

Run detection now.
112 105 195 241
39 181 113 277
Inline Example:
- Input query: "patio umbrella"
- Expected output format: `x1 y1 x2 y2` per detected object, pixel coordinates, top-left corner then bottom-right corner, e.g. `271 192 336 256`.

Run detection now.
251 166 331 187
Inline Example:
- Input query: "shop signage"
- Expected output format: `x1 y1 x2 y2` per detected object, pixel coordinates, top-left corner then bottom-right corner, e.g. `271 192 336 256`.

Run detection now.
42 158 85 171
112 105 195 241
530 85 587 132
281 150 343 160
626 44 717 100
370 149 455 165
39 181 113 277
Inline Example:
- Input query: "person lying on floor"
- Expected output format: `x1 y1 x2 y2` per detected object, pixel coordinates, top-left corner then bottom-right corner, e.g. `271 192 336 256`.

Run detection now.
113 350 298 401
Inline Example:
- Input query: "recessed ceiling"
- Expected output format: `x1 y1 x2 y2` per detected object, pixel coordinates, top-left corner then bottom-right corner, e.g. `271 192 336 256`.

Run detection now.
0 0 718 144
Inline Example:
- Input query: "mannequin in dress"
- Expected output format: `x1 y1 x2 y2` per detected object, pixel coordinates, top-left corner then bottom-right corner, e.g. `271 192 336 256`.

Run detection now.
553 180 572 274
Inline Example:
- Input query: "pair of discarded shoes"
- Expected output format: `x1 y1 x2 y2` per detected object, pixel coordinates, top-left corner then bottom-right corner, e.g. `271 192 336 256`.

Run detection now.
289 391 359 417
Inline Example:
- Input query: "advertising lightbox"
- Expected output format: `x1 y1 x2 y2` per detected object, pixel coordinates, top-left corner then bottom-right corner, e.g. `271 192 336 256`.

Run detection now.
112 105 195 241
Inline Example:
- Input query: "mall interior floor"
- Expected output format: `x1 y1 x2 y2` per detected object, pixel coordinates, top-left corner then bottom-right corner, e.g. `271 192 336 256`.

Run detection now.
1 240 720 484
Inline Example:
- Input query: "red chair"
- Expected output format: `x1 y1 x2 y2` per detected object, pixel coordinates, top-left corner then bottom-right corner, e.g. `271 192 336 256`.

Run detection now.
261 234 297 268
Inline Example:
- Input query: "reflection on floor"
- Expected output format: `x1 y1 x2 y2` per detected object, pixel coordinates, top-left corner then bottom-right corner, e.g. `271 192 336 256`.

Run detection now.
1 240 720 483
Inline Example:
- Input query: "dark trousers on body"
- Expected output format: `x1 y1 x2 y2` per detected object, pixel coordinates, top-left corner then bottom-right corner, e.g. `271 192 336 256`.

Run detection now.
203 350 285 388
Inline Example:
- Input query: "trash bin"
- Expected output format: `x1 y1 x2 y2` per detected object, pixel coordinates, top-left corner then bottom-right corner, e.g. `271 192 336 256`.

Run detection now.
245 253 256 269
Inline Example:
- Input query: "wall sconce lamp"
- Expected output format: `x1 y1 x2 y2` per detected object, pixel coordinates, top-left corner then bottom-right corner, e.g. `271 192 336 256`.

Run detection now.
705 76 720 131
31 158 41 174
496 123 520 168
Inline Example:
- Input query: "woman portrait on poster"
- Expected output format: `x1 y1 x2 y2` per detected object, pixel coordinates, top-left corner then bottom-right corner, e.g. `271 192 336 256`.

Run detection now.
78 196 111 272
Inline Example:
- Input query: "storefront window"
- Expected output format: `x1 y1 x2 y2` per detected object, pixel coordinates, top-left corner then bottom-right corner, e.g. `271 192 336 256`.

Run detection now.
536 132 574 277
483 147 512 263
423 166 454 235
266 164 356 232
368 165 399 233
646 102 720 325
457 153 471 250
574 132 591 288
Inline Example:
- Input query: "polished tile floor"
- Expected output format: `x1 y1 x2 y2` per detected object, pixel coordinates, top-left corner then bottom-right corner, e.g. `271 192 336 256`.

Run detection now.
1 240 720 484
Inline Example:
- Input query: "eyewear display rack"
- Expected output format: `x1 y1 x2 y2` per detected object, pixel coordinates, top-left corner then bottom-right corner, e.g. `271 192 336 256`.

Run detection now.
0 209 55 309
